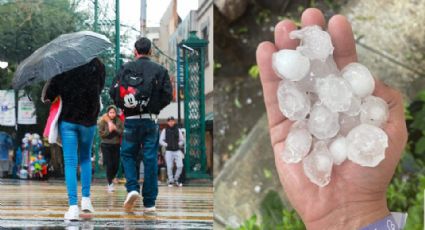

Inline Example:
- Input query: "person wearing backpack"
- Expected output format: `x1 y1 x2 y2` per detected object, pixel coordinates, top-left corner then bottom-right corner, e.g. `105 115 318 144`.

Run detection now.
109 37 172 213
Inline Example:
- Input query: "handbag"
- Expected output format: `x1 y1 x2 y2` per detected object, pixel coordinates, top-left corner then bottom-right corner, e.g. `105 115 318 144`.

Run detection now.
43 96 62 145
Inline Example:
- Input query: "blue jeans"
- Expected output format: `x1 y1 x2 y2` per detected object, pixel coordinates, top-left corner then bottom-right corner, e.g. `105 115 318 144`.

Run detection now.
59 121 96 206
121 118 159 208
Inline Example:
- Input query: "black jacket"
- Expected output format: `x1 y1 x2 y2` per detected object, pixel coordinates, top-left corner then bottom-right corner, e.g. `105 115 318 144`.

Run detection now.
109 57 172 116
165 126 180 151
45 58 105 126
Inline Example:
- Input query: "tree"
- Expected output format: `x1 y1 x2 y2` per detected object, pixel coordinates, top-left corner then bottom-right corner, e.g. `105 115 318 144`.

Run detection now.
0 0 89 142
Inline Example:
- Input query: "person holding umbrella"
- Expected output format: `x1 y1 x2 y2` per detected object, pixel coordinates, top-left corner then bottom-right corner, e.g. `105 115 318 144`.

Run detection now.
43 57 105 220
13 31 111 221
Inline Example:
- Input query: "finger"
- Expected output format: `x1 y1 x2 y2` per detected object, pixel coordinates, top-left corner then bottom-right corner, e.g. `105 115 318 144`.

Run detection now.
301 8 326 28
327 15 357 69
257 42 287 128
374 80 405 123
273 142 314 196
373 79 408 156
274 20 299 50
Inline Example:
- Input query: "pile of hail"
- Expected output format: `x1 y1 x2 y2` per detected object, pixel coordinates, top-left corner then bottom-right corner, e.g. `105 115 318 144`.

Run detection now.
273 25 389 187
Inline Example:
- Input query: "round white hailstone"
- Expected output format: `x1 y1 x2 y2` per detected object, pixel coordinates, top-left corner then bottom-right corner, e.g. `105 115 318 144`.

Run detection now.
342 63 375 98
344 96 361 116
303 141 333 187
277 81 311 120
339 113 361 136
316 74 353 112
308 103 340 139
295 74 316 92
272 49 310 81
281 121 312 163
360 95 389 128
289 25 334 61
329 136 348 165
346 124 388 167
309 57 339 78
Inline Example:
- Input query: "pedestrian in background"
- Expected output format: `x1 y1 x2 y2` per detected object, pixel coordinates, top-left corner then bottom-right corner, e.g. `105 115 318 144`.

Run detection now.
159 116 184 187
98 105 123 192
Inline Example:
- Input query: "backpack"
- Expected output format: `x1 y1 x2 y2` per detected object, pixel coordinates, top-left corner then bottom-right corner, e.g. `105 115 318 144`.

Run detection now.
114 68 155 113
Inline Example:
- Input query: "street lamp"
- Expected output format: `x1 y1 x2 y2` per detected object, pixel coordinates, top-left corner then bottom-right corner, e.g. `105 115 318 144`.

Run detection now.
0 61 8 69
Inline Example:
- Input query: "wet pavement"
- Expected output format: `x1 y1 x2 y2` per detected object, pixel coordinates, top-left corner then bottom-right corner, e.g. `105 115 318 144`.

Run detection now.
0 179 213 229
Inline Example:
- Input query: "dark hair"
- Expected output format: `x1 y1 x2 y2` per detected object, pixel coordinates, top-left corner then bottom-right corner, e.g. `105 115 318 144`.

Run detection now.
107 105 117 113
135 37 151 55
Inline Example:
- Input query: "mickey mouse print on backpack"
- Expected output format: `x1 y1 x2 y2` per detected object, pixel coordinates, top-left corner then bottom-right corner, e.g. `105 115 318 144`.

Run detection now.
113 67 154 112
109 48 172 118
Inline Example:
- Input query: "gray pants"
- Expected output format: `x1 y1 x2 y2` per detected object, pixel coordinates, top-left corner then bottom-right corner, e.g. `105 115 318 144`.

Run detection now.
165 150 183 183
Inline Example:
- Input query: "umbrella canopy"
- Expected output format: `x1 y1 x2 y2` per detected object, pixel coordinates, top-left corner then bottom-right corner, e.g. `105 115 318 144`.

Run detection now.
12 31 112 89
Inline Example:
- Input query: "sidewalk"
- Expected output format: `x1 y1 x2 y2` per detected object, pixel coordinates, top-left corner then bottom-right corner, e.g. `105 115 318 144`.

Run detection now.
0 179 213 229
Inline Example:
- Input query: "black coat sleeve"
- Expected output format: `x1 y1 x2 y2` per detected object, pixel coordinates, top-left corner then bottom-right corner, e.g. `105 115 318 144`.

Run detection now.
109 66 126 108
159 69 173 109
97 60 106 94
45 75 62 101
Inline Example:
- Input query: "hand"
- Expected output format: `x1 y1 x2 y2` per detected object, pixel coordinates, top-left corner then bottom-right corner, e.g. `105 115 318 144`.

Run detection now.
108 121 117 132
256 8 408 229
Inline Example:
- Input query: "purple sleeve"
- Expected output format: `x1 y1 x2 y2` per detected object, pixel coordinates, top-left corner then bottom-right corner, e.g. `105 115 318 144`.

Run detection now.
360 214 399 230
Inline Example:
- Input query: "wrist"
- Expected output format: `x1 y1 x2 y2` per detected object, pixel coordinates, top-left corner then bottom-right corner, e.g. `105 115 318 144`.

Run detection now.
305 197 390 230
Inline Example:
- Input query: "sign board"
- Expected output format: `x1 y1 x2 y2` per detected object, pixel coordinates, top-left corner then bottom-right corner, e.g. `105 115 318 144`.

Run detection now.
0 90 16 126
18 90 36 125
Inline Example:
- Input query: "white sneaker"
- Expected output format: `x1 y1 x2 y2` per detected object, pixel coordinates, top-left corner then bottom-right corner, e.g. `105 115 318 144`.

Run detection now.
123 191 140 212
81 197 95 213
107 183 114 193
144 206 156 213
64 205 79 221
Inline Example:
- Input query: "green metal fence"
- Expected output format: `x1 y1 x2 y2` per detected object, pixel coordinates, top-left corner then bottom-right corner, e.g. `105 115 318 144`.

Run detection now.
179 31 209 179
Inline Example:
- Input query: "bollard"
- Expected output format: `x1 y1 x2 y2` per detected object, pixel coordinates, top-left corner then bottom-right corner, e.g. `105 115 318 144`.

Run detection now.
159 167 167 183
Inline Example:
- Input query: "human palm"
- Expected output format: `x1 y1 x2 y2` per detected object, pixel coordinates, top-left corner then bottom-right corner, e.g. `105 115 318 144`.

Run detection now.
256 8 407 229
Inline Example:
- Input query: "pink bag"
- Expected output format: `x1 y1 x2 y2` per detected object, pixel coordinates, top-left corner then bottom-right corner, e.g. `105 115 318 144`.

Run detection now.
43 96 62 144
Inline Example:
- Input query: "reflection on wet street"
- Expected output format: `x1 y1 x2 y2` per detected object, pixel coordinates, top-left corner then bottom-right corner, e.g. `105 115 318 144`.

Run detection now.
0 179 213 229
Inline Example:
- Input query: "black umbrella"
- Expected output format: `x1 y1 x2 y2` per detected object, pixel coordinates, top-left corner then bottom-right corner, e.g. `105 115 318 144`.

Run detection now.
12 31 112 89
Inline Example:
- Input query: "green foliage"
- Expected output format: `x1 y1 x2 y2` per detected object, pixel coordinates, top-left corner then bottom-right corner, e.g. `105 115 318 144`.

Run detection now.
324 0 342 12
228 191 305 230
255 9 271 25
0 0 88 63
386 91 425 230
415 137 425 154
261 191 305 229
236 26 249 35
260 190 285 228
263 168 272 179
232 215 261 230
248 65 259 79
416 90 425 102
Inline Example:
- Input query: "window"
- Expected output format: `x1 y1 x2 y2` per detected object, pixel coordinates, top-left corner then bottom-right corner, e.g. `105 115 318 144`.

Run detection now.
202 25 209 67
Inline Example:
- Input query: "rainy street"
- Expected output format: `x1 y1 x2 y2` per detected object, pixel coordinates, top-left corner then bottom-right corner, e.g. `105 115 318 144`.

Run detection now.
0 179 213 229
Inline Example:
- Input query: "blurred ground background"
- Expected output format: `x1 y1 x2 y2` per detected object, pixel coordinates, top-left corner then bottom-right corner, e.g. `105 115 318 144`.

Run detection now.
213 0 425 229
